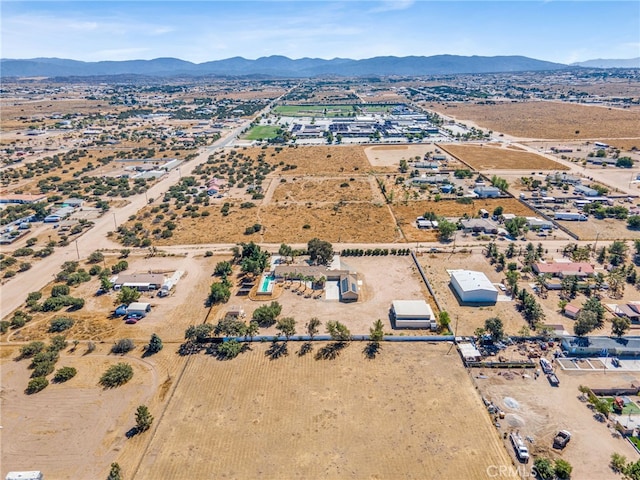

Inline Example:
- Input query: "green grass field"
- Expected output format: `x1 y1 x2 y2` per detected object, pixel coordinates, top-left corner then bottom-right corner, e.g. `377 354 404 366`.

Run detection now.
273 105 355 117
604 398 640 415
244 125 281 140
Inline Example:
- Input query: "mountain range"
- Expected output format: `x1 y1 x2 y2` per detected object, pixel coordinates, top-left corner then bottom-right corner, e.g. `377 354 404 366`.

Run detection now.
1 55 637 78
1 55 568 78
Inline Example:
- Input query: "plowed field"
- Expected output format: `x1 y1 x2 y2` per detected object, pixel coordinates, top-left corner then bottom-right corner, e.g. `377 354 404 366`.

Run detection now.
439 144 567 171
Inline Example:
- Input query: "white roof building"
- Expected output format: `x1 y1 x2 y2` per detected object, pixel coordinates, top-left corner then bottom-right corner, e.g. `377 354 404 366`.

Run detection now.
450 270 498 304
391 300 436 329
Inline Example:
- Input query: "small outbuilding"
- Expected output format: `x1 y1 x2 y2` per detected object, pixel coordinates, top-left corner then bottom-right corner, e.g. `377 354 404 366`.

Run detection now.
340 274 359 302
127 302 151 317
391 300 436 329
5 473 44 480
450 270 498 304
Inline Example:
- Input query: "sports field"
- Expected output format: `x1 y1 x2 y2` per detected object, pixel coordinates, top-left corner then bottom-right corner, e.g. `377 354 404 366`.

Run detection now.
243 125 281 140
273 104 357 117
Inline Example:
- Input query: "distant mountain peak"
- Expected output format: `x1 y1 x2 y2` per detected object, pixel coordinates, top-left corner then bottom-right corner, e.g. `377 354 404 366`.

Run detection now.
571 57 640 68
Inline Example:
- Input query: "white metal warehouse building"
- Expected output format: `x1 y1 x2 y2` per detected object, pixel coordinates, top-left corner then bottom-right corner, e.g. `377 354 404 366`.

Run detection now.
391 300 436 329
450 270 498 304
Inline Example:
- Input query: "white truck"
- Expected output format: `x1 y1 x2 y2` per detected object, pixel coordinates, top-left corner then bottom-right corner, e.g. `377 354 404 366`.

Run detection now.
554 212 587 221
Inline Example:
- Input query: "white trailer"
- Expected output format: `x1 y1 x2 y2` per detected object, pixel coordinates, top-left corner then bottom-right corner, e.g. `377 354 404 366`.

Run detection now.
554 212 587 221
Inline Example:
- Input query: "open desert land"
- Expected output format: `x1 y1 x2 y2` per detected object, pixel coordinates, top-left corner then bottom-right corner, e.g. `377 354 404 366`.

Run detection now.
135 342 512 480
363 144 463 168
438 143 569 171
0 342 185 480
476 364 640 480
556 217 640 241
270 176 380 203
430 101 640 141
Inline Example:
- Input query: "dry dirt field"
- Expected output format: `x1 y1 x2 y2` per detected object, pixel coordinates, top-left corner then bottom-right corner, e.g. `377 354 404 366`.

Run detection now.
476 362 640 480
432 101 640 140
556 217 639 241
271 176 377 203
439 143 568 171
244 145 375 175
363 144 461 168
136 342 513 480
420 251 531 336
0 343 184 479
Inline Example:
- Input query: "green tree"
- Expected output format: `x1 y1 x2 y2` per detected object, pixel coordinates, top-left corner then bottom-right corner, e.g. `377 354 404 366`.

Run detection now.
438 311 451 332
217 339 243 359
252 301 282 327
184 324 214 342
53 366 77 383
49 317 74 333
276 317 297 340
146 333 163 354
116 286 140 305
307 317 321 339
111 338 135 354
51 284 71 297
610 453 627 473
505 217 527 237
574 309 598 336
100 276 112 291
554 459 573 479
246 321 260 341
209 282 231 304
88 251 104 263
484 317 504 342
582 296 605 328
214 261 232 277
107 462 122 480
326 321 351 342
609 241 628 266
20 341 45 358
628 216 640 230
278 243 293 263
135 404 154 432
534 458 554 480
612 316 631 338
25 376 49 394
307 238 334 265
100 362 134 388
437 219 457 241
370 319 385 342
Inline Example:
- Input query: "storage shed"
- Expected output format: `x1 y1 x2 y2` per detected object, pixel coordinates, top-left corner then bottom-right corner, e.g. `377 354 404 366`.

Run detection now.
391 300 436 329
5 472 44 480
127 302 151 317
450 270 498 304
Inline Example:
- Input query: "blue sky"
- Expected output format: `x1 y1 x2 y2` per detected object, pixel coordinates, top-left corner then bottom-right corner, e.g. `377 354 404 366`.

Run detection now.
2 1 639 64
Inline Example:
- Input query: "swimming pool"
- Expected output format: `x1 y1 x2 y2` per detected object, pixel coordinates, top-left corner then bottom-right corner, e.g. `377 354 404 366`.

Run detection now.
257 274 275 295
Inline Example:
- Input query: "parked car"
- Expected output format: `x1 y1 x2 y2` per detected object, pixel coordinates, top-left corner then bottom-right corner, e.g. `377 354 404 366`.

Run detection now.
125 313 143 321
553 430 571 449
125 318 138 325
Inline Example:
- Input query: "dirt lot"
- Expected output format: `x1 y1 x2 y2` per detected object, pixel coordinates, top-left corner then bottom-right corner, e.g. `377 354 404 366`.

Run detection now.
431 101 640 140
475 361 640 479
271 176 377 203
0 343 183 479
363 144 461 168
439 143 568 171
557 217 639 241
420 251 532 336
136 342 513 480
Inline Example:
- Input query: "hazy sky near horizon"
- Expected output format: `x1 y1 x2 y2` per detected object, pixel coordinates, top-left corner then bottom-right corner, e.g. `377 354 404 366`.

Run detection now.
2 1 639 64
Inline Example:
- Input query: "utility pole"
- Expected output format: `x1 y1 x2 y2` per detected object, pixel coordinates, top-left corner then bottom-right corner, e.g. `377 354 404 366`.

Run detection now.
112 212 117 230
75 239 80 260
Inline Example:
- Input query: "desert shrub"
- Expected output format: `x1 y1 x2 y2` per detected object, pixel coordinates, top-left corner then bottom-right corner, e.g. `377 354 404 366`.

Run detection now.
0 321 9 334
51 284 70 297
53 366 77 383
111 338 135 354
100 362 134 388
49 317 75 332
25 376 49 394
20 341 46 358
48 335 68 352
